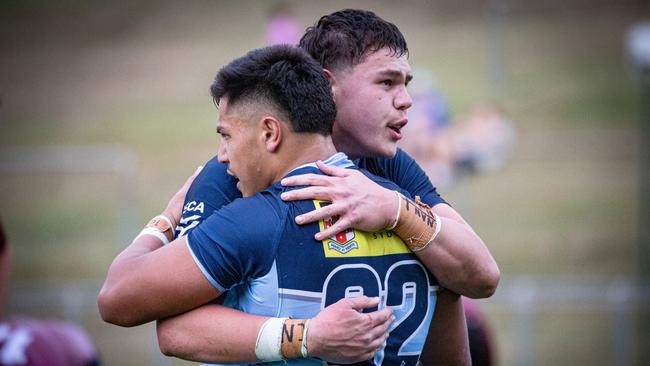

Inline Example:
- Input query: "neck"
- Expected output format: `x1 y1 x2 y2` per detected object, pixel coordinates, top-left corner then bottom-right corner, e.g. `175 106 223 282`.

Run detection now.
272 134 338 182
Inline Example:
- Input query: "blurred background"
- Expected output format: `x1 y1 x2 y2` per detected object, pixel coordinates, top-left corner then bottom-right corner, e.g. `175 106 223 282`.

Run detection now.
0 0 648 365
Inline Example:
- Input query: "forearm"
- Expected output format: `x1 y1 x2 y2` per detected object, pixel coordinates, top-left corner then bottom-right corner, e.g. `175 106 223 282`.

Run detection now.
415 204 500 298
157 296 392 364
157 304 267 363
391 196 499 298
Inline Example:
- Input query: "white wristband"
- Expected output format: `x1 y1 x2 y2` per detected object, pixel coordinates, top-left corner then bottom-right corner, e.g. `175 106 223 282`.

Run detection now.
301 319 310 358
386 191 402 230
412 213 442 253
157 214 176 232
431 213 442 241
134 227 170 245
255 317 287 362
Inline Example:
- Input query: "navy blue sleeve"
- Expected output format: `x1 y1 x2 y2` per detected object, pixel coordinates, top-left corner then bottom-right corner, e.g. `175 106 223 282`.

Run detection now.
357 148 447 207
186 192 284 292
175 155 243 238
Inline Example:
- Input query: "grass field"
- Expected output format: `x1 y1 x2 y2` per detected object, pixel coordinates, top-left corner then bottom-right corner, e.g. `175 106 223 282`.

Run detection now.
0 1 646 365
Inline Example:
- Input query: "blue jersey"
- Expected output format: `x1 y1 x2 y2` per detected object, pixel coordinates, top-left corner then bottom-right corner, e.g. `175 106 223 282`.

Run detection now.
176 148 446 238
187 154 439 366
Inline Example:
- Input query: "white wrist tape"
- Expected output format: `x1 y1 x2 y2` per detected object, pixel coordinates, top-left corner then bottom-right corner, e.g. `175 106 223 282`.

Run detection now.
134 227 170 245
255 317 287 362
157 214 175 232
414 213 443 253
386 190 402 230
431 213 442 241
300 319 310 358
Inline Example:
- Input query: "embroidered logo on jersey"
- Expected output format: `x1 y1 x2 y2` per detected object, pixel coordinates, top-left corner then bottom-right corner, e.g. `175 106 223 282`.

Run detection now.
323 213 358 254
314 200 410 258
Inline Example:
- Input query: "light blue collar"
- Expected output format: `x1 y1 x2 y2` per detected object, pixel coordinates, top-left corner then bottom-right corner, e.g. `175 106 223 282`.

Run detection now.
289 152 355 173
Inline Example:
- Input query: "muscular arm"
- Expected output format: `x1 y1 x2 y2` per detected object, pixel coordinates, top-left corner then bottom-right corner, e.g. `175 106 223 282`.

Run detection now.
280 161 499 298
98 235 220 327
421 203 499 298
157 296 393 364
98 168 221 326
157 304 265 362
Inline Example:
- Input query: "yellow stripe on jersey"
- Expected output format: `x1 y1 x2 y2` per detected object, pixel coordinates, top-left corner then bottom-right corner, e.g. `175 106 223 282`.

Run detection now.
314 200 411 258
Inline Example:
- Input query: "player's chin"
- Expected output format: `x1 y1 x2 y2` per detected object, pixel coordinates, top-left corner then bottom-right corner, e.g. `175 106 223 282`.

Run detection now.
376 140 398 158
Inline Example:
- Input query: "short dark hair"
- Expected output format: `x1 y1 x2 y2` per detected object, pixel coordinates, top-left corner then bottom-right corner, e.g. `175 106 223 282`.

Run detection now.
210 45 336 136
299 9 408 72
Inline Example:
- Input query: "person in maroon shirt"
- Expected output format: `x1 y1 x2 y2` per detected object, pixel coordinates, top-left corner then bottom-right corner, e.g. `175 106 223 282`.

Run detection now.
0 221 99 366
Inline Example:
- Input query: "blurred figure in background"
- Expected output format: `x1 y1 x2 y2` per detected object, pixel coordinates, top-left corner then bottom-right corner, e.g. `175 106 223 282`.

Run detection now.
400 69 515 188
453 103 516 177
400 69 456 187
264 2 301 46
0 221 99 366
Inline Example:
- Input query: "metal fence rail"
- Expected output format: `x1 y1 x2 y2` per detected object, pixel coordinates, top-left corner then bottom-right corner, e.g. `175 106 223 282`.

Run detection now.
482 276 650 366
0 144 138 243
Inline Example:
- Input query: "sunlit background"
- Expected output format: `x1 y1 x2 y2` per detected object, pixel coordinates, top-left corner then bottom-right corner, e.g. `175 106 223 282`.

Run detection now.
0 0 648 365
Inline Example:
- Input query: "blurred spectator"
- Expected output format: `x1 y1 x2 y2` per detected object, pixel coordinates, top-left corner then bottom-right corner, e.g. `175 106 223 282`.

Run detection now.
0 221 99 366
401 69 456 186
453 103 516 175
400 69 515 187
264 3 301 46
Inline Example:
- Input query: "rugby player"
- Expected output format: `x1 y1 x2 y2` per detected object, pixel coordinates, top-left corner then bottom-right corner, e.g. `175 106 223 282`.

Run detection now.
99 44 470 365
153 9 497 363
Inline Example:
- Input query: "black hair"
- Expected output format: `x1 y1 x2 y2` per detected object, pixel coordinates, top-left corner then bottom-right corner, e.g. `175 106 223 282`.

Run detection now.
299 9 408 72
210 44 336 136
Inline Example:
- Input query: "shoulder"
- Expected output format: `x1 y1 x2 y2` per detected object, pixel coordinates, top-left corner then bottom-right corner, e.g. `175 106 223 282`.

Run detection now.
186 187 288 289
195 185 287 243
187 155 240 202
357 149 447 206
354 166 411 197
356 148 417 174
177 155 242 237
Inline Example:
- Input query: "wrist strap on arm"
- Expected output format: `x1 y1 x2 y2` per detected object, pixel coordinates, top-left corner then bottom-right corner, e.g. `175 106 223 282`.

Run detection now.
255 317 309 362
133 214 176 245
392 193 442 252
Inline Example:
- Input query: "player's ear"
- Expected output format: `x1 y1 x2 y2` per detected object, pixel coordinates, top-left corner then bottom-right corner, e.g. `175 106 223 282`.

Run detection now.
323 69 337 92
260 116 282 152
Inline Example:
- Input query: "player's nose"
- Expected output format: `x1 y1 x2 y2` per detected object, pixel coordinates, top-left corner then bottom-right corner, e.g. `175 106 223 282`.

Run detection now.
217 143 228 163
394 86 412 111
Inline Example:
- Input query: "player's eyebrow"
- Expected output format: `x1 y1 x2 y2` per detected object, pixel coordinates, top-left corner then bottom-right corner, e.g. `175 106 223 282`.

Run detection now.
378 69 413 84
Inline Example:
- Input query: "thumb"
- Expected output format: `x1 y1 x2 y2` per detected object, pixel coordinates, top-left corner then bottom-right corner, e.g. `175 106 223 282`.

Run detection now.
346 296 381 310
316 160 349 178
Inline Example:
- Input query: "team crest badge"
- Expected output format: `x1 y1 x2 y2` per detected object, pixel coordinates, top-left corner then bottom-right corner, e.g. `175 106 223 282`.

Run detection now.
315 200 409 258
323 214 358 254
